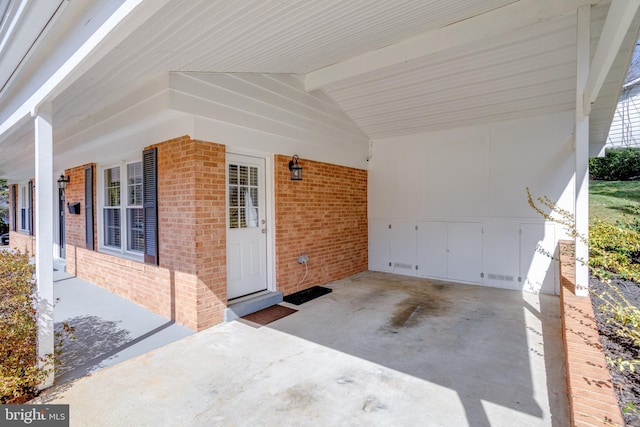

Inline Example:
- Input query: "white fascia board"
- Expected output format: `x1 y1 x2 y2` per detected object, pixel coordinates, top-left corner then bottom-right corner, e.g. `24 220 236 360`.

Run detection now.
583 0 640 114
0 0 171 137
305 0 601 92
0 0 31 57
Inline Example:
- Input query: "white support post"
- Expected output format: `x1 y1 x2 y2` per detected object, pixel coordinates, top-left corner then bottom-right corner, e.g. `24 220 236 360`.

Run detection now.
575 6 590 296
34 102 55 387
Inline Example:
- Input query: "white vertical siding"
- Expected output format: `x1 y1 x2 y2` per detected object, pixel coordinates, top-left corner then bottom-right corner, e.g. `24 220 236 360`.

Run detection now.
368 111 575 293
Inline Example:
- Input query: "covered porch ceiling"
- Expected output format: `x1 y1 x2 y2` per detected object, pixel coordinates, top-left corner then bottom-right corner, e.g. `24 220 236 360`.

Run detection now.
0 0 638 180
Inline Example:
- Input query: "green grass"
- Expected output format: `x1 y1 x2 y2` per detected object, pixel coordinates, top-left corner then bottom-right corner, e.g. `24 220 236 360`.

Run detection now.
590 180 640 224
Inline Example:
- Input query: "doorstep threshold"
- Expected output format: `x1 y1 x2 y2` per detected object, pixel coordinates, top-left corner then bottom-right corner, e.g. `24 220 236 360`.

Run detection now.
224 290 283 322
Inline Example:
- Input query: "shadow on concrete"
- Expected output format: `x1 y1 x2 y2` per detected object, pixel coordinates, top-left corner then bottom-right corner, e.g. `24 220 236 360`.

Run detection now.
52 273 193 386
528 295 569 427
270 272 569 426
55 317 177 383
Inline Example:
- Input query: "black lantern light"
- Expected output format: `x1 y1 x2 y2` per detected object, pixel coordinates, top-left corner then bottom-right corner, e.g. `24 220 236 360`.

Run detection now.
288 155 302 181
57 174 70 190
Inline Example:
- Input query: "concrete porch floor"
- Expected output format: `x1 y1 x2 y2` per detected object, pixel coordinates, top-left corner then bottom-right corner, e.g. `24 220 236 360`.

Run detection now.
38 271 569 426
52 269 193 384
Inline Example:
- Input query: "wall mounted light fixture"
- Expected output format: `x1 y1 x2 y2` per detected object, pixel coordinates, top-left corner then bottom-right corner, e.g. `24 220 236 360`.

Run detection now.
288 155 302 181
57 175 70 190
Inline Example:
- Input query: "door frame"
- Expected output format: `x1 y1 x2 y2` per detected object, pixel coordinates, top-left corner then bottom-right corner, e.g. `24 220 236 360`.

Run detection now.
225 148 276 298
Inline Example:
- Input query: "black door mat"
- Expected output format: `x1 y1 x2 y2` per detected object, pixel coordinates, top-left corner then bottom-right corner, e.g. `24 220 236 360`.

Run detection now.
241 305 297 327
283 286 332 305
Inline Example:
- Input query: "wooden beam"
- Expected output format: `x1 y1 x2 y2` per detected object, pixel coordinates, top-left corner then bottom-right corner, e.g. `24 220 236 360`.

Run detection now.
583 0 640 114
305 0 601 91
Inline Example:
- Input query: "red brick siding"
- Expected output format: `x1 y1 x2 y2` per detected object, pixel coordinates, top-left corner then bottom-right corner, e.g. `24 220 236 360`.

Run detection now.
559 240 624 427
274 155 368 295
23 141 367 330
9 183 36 255
192 139 227 327
67 136 227 331
69 246 175 317
64 164 96 251
145 136 227 329
9 231 35 255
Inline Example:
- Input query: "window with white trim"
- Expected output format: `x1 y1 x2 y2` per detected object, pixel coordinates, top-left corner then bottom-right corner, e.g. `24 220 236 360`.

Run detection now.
18 184 30 233
100 160 143 256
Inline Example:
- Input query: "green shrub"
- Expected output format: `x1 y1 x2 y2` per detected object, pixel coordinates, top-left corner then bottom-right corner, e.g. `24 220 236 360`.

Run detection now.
590 218 640 282
527 187 640 281
589 148 640 181
0 250 51 403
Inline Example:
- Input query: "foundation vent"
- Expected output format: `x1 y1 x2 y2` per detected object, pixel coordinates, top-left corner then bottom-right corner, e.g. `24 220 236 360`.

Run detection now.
487 273 515 282
393 262 413 270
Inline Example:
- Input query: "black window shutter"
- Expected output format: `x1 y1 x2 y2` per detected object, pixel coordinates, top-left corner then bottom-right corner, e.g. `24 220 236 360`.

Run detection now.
28 181 33 235
85 166 95 250
143 148 159 265
10 185 16 232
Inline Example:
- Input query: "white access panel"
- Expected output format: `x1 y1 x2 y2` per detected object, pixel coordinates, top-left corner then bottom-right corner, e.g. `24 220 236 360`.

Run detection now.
369 219 391 272
390 219 417 276
448 222 483 284
482 222 520 290
417 221 448 279
520 223 557 294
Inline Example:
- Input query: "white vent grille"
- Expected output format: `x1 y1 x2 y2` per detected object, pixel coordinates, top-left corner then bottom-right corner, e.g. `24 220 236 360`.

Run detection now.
487 273 515 282
393 262 413 270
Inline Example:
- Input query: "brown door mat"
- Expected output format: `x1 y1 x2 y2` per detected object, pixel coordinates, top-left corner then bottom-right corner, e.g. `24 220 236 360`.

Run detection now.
240 305 297 327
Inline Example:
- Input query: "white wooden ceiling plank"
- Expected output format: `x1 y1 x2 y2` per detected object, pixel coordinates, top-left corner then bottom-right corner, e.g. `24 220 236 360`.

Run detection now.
342 71 577 120
229 73 364 129
171 73 367 144
330 47 577 108
305 0 592 91
365 95 575 139
324 15 576 95
352 79 576 127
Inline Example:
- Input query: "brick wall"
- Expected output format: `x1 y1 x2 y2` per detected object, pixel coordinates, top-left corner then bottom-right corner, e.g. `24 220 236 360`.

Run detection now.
66 136 227 331
22 141 366 330
559 240 624 427
274 155 368 295
64 164 96 250
9 231 35 255
145 136 227 329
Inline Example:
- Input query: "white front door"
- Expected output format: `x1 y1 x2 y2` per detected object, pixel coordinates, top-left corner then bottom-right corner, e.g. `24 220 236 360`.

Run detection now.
227 154 268 300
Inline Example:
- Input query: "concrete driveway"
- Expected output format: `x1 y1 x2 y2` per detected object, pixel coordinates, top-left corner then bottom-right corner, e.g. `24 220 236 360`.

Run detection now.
36 271 568 426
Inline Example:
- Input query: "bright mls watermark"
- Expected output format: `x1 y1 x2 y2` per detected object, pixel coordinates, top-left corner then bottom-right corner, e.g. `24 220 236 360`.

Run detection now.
1 405 69 426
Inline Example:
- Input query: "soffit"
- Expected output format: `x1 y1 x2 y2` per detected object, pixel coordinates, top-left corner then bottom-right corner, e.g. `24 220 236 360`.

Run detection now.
322 2 639 141
2 0 638 180
322 13 579 139
53 0 516 131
